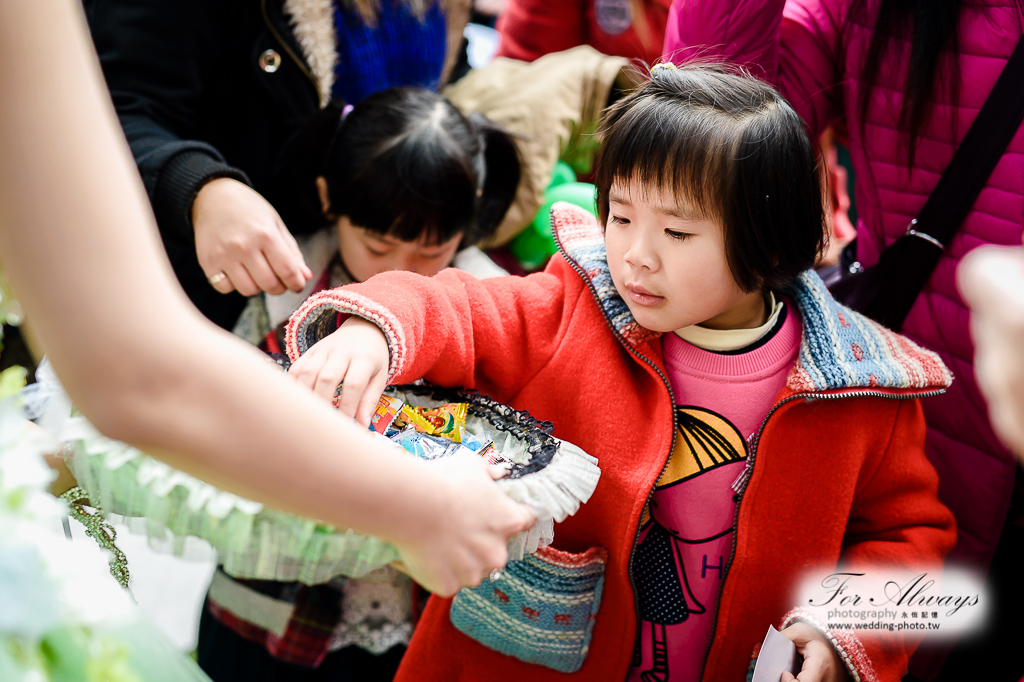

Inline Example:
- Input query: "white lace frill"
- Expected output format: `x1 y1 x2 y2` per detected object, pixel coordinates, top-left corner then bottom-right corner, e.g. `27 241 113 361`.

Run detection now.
65 416 403 584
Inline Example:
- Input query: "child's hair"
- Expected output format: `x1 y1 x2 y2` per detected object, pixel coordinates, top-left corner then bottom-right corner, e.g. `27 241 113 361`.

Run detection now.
298 88 520 247
594 63 827 293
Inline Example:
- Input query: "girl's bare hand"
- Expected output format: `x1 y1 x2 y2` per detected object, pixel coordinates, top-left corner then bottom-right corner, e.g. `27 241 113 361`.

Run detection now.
288 316 391 426
779 623 849 682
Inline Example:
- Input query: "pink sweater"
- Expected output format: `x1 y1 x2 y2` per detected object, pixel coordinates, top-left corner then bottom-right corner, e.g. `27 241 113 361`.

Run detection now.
629 305 801 681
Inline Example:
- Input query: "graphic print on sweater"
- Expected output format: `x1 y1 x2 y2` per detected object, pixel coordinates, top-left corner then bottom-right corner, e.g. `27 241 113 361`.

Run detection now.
629 406 748 682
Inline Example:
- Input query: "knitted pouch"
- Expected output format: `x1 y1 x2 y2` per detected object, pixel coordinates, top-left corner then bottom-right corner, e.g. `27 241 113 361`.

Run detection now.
450 545 608 673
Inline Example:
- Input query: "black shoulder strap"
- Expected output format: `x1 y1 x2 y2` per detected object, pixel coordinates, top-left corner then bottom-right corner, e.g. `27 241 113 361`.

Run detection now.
913 32 1024 247
829 32 1024 331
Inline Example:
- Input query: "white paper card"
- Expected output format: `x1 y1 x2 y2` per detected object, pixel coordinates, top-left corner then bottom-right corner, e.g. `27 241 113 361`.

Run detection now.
751 625 800 682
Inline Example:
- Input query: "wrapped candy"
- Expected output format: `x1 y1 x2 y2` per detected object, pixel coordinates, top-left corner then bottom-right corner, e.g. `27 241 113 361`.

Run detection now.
478 443 510 467
395 404 436 434
412 403 468 442
368 395 404 434
392 429 455 460
394 402 468 443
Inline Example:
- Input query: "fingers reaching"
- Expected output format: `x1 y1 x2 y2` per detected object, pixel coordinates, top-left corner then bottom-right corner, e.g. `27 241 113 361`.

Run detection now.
354 369 390 427
206 262 257 296
264 221 312 293
192 178 311 297
289 316 391 416
335 360 375 420
243 251 290 296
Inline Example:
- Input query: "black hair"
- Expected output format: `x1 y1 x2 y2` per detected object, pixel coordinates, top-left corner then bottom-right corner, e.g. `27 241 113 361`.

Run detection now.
594 63 827 293
316 88 520 246
852 0 963 169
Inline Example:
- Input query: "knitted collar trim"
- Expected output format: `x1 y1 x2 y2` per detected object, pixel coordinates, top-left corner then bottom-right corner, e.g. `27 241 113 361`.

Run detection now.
550 202 952 393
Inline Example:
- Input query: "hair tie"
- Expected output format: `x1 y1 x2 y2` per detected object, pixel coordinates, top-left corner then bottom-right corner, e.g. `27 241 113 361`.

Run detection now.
651 62 678 78
341 103 354 119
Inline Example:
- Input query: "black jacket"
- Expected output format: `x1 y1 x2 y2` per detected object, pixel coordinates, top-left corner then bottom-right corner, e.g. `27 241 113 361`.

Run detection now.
85 0 331 327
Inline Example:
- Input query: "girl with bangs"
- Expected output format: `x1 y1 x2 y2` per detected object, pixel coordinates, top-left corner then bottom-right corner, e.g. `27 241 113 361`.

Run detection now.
234 86 520 354
283 65 954 682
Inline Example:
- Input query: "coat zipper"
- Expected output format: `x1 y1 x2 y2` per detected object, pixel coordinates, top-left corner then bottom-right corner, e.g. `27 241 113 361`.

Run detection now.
260 0 320 97
552 237 679 667
694 386 945 680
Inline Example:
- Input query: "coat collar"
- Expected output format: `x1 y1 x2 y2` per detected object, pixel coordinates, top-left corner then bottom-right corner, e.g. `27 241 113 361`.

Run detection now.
551 202 952 394
282 0 337 107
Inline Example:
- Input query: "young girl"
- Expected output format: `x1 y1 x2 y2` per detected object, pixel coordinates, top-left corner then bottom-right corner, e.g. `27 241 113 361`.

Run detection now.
207 87 520 682
285 65 956 682
234 86 520 352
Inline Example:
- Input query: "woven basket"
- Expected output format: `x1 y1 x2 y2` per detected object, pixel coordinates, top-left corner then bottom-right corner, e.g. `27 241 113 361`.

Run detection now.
67 383 600 585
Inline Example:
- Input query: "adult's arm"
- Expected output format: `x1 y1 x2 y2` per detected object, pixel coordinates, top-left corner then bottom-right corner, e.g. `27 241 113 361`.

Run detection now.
0 0 531 597
663 0 846 136
494 0 584 62
85 0 309 296
85 0 247 244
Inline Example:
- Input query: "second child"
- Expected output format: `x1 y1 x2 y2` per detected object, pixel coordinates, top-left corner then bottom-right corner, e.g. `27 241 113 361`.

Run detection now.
205 87 520 682
234 86 520 355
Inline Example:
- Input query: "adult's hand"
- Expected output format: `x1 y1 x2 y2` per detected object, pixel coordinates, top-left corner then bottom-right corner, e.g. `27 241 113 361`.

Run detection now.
394 449 537 596
959 243 1024 458
192 177 312 296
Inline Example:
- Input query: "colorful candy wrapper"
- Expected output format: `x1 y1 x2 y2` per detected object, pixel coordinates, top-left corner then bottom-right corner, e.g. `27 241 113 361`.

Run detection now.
393 429 458 460
460 429 487 451
454 430 511 466
411 402 468 442
395 404 436 434
368 395 405 434
478 443 510 467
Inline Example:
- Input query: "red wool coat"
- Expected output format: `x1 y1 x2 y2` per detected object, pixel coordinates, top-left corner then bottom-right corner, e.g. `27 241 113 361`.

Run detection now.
287 204 956 682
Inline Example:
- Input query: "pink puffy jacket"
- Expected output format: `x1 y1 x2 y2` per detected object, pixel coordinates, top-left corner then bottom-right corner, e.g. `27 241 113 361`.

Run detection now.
665 0 1022 592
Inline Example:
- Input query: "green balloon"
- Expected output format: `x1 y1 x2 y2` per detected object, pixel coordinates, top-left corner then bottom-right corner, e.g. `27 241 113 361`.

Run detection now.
548 161 576 189
511 182 597 270
509 227 553 271
534 182 598 237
